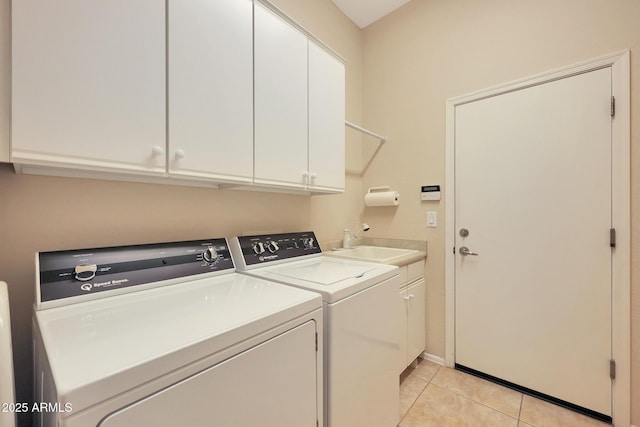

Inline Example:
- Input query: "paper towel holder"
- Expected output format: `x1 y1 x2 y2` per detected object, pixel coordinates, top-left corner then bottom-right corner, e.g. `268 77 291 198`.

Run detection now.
368 186 392 193
365 186 400 207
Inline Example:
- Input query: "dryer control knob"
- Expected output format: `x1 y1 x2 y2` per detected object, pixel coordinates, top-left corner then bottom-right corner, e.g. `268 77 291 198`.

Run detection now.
203 247 218 264
74 264 97 281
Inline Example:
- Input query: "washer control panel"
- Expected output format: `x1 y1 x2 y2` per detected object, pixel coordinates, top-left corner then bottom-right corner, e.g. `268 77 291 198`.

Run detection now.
231 231 322 268
37 238 234 306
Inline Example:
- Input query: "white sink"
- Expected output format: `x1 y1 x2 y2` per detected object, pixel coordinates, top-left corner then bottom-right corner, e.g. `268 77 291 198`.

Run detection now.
328 246 419 264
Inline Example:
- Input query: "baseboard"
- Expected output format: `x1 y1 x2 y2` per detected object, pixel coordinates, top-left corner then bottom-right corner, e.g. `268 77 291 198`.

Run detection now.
421 352 445 366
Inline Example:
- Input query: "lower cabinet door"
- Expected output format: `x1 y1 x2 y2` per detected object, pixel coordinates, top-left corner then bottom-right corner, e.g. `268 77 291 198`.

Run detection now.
398 287 409 373
407 279 426 364
99 321 318 427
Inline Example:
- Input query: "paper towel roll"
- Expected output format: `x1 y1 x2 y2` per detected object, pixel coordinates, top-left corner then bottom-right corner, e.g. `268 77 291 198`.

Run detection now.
365 190 400 207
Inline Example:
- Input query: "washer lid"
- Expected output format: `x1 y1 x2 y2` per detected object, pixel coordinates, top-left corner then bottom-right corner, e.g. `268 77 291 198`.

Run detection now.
272 259 376 285
247 257 399 303
35 273 321 414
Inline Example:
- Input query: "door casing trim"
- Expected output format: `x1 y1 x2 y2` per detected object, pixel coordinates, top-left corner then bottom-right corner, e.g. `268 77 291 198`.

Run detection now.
444 50 631 426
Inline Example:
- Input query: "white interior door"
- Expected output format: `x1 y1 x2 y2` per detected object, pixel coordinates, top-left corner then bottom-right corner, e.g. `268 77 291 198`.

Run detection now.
454 67 612 416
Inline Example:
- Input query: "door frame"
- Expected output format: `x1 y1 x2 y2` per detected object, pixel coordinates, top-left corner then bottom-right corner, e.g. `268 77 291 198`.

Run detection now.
444 50 630 426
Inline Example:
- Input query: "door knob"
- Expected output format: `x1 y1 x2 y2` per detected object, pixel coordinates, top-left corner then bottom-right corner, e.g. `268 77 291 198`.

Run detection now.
459 246 479 256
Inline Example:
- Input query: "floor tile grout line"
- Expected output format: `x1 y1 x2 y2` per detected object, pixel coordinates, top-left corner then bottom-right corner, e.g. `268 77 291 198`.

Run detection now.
516 393 524 425
398 364 441 423
401 364 609 427
398 375 430 425
430 369 523 421
428 379 522 422
432 367 526 420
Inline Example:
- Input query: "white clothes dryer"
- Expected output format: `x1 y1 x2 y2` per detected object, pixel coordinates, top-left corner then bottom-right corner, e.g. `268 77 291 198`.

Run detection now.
33 238 323 427
0 282 16 427
230 231 400 427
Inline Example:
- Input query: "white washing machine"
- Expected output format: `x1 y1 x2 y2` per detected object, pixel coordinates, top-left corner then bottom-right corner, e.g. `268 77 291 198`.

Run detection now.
33 238 323 427
229 231 400 427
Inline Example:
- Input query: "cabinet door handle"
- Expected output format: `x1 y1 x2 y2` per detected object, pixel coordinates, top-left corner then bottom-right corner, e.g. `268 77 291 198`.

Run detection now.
175 149 185 159
151 146 164 156
404 295 411 301
408 294 414 299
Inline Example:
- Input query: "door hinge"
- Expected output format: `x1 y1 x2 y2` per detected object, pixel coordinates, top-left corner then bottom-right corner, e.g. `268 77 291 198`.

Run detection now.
315 333 318 351
611 96 615 117
453 246 456 254
610 228 616 248
610 359 616 380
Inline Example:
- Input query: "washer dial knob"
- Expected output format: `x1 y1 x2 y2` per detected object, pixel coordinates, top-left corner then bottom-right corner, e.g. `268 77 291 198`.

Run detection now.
203 246 218 264
303 237 315 249
252 242 266 255
266 241 280 253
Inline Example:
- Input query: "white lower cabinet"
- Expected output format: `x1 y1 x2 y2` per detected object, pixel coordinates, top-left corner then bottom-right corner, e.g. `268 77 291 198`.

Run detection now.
398 261 426 373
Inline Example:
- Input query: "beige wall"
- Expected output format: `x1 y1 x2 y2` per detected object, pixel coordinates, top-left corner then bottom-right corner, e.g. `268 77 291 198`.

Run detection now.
361 0 640 423
0 1 363 426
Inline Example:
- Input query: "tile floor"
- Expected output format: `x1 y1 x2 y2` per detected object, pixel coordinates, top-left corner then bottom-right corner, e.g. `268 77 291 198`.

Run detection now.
399 359 611 427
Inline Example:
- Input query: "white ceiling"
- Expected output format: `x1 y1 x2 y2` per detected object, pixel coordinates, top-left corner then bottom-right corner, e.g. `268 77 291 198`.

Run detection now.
332 0 412 28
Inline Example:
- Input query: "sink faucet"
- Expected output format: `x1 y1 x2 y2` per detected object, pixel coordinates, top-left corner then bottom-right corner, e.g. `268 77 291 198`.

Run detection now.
343 223 370 249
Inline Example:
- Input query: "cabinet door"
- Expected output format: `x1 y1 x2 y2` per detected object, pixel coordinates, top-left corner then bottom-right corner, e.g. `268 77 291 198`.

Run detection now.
308 42 345 193
12 0 165 175
168 0 253 183
254 2 308 189
398 288 409 373
407 279 426 363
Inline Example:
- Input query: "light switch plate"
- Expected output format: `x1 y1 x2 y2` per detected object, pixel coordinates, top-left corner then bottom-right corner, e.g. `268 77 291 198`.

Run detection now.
427 211 437 228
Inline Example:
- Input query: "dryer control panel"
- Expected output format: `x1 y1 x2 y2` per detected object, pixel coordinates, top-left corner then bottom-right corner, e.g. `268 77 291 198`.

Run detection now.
230 232 322 269
37 238 234 308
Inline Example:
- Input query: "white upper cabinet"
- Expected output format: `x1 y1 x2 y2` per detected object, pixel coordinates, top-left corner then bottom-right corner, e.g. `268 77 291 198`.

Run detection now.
168 0 253 184
254 2 308 190
308 41 345 192
11 0 344 194
254 2 345 193
11 0 166 175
